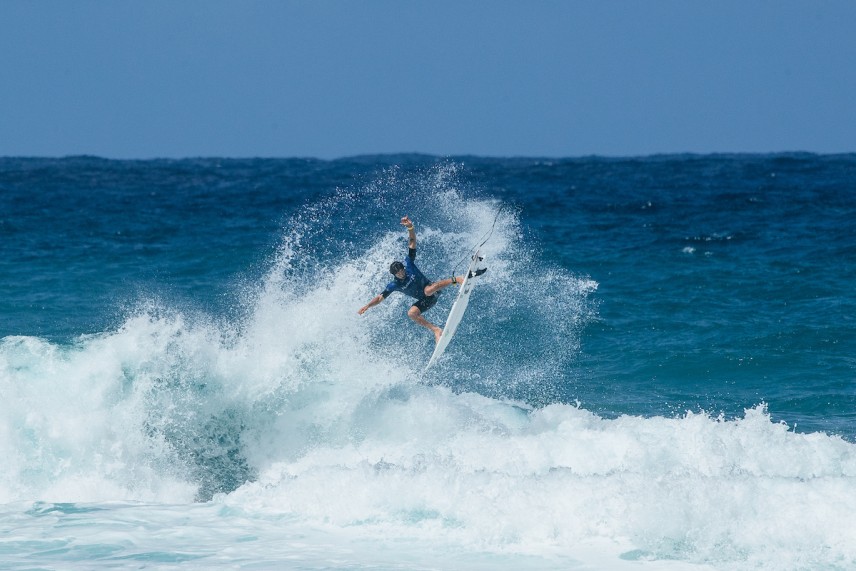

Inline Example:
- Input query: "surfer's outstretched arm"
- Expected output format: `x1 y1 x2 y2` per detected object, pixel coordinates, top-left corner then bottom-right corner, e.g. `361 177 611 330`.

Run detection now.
358 294 384 315
401 215 415 249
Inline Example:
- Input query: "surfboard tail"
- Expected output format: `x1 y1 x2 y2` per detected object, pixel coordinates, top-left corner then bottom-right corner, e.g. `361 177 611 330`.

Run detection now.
425 250 484 370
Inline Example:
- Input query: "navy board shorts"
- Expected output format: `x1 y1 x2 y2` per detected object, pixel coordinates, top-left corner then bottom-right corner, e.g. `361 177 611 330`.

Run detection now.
412 291 439 313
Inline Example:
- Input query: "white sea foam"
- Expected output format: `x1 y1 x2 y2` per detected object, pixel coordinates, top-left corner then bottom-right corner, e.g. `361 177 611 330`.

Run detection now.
2 180 853 569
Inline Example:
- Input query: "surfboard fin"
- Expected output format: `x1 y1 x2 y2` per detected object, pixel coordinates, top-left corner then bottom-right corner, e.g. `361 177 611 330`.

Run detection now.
468 267 487 279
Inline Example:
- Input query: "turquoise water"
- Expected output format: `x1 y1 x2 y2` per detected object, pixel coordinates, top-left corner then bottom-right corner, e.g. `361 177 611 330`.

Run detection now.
1 155 854 569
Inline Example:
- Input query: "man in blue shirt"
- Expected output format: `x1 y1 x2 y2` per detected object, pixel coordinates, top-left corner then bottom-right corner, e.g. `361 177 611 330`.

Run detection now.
358 216 485 343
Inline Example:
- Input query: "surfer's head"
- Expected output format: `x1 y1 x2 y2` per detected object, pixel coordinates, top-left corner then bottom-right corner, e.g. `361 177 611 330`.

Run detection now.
389 261 406 279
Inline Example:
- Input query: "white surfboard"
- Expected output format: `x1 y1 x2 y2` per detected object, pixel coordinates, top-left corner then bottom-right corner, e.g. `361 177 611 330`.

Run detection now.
425 251 485 370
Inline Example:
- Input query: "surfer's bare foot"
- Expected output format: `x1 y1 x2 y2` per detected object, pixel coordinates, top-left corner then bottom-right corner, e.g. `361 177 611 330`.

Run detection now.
433 327 443 344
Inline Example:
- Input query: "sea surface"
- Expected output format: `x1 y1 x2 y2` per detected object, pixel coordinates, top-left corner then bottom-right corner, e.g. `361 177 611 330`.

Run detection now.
1 154 854 570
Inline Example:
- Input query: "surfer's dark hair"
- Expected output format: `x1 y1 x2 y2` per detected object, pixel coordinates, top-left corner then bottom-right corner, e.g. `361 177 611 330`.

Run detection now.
389 261 405 274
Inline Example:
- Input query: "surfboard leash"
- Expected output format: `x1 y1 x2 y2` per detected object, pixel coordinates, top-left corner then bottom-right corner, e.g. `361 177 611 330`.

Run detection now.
452 203 505 276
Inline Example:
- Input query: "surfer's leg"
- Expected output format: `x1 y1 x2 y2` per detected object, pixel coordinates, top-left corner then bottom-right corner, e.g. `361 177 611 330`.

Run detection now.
408 306 442 343
423 277 463 297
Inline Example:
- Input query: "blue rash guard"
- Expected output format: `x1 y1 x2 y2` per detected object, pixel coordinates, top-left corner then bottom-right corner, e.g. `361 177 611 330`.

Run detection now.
382 248 439 312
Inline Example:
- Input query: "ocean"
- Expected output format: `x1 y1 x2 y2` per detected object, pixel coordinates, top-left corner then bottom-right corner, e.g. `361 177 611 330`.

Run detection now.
1 154 854 570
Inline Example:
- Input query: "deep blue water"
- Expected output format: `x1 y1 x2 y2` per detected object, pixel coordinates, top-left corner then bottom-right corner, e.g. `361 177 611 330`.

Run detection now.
3 154 854 435
1 154 855 570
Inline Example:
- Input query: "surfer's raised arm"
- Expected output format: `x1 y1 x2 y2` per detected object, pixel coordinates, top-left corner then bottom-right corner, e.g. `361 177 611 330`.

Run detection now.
401 215 416 249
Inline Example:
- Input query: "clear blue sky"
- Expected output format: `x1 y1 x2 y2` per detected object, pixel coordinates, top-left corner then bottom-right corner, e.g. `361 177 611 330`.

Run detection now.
2 1 854 159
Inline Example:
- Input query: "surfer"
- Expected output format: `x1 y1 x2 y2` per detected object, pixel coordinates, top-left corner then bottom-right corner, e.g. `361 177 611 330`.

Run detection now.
358 216 486 344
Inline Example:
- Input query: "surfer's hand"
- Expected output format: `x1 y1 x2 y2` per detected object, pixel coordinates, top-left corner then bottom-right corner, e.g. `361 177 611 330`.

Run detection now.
401 216 412 228
359 295 383 315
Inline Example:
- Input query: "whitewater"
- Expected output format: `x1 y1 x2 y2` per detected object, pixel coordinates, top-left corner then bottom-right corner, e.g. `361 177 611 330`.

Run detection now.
1 157 855 570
